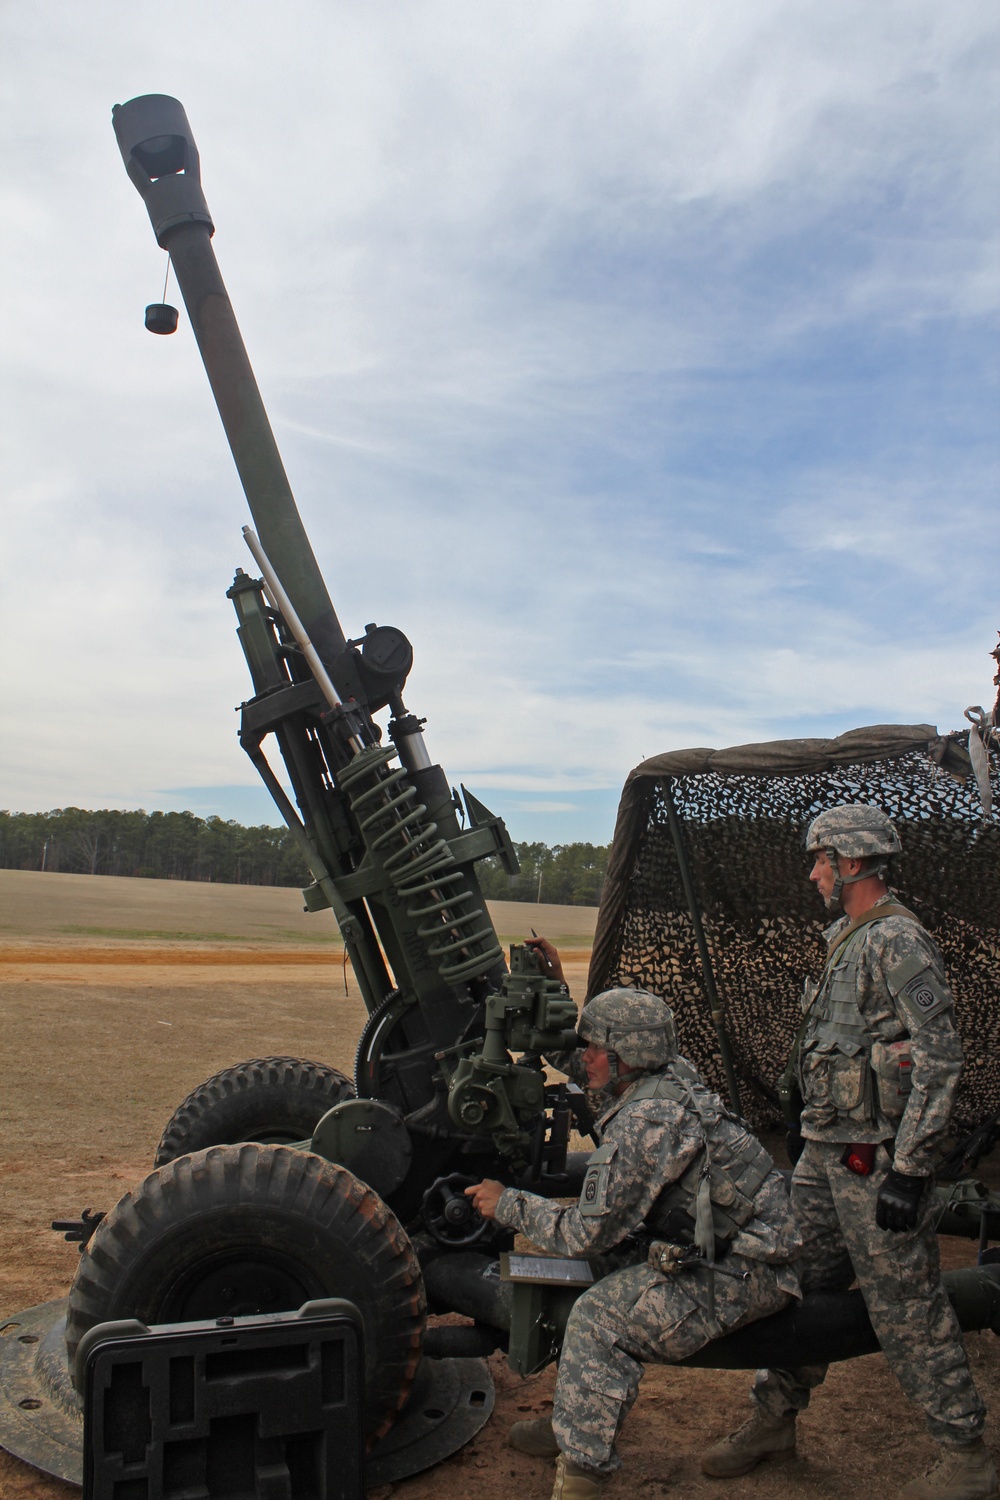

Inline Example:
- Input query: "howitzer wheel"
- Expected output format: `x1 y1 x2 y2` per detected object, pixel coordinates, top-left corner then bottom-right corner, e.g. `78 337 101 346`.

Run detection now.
154 1055 354 1166
65 1144 425 1443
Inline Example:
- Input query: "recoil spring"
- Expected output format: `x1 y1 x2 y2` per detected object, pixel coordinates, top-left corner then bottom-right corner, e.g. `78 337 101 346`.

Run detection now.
339 745 502 985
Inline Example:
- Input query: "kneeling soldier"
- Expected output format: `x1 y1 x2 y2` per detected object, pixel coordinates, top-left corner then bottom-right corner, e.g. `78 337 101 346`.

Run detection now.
466 983 802 1500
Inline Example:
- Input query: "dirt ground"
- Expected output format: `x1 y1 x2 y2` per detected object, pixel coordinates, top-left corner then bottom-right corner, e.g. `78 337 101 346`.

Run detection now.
1 869 998 1499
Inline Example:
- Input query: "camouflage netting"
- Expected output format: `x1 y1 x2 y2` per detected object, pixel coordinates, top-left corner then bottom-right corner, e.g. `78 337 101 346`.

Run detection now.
588 724 1000 1138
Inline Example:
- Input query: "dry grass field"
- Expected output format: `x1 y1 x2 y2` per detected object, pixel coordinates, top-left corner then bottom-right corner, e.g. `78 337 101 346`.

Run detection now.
1 869 998 1499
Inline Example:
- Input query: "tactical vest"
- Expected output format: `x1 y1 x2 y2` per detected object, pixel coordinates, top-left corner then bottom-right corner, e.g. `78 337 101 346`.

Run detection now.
797 904 915 1136
602 1062 774 1252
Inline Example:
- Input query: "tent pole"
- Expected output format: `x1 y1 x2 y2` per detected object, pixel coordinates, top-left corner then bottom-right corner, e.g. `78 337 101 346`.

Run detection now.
662 779 743 1113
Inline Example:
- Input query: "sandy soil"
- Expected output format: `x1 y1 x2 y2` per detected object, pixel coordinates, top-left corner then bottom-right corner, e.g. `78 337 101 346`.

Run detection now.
1 870 998 1499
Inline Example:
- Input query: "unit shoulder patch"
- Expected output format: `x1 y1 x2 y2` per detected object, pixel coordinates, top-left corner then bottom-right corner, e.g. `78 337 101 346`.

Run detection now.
888 952 952 1026
579 1142 617 1218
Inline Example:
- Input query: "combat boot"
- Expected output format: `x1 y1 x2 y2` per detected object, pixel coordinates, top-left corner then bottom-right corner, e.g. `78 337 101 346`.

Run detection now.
701 1408 797 1477
509 1414 561 1458
897 1439 999 1500
550 1453 603 1499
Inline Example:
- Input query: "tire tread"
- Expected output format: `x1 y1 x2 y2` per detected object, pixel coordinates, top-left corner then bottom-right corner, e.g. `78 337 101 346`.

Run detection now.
154 1056 354 1167
67 1144 424 1441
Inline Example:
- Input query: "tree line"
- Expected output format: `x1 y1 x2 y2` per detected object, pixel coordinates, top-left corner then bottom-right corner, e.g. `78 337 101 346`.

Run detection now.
0 808 609 905
476 840 609 908
0 808 307 888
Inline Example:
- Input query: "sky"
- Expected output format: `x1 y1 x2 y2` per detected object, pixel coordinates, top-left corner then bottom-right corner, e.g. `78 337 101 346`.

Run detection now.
2 1 998 845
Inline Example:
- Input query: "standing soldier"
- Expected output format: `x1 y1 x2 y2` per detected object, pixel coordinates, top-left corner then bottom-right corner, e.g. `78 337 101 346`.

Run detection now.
466 979 802 1500
702 804 996 1500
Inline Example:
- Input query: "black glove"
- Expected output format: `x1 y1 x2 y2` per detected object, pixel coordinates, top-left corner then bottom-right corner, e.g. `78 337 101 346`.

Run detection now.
875 1168 927 1232
785 1124 805 1167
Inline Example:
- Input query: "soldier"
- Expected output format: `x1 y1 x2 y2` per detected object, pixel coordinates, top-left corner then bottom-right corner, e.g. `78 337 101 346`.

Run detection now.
702 804 997 1500
465 976 802 1500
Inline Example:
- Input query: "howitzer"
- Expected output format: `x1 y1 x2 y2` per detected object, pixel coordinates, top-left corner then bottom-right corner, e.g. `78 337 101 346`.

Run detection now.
108 91 592 1201
25 93 601 1472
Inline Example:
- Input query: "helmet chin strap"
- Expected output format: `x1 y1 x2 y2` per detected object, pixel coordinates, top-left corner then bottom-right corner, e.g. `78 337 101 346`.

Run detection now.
826 848 889 907
598 1050 649 1097
586 1047 625 1098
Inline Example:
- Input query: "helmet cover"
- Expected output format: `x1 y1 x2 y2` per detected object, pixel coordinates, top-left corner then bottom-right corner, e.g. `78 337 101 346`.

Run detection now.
578 987 677 1072
805 804 902 861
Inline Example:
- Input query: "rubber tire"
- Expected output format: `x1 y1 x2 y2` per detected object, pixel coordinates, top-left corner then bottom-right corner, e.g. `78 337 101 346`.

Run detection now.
66 1144 425 1441
154 1056 354 1167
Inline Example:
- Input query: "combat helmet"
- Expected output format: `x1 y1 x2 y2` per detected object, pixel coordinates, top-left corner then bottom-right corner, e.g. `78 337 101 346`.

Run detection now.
577 987 676 1087
805 803 901 904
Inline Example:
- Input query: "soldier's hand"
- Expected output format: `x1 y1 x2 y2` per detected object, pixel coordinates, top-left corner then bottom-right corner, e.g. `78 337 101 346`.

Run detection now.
464 1179 505 1220
526 936 567 986
875 1168 927 1232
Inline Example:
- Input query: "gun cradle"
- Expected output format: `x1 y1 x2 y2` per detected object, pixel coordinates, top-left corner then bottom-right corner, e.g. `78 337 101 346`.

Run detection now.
440 946 580 1165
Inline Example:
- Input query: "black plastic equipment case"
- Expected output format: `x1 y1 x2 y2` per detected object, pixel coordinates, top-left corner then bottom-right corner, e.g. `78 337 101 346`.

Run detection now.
77 1298 365 1500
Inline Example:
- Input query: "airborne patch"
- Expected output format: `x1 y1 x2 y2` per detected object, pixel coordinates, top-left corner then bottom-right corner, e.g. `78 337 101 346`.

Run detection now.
897 968 952 1026
579 1142 617 1217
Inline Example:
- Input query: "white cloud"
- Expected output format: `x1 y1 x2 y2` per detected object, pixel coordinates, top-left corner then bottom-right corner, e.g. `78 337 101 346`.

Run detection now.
2 1 997 838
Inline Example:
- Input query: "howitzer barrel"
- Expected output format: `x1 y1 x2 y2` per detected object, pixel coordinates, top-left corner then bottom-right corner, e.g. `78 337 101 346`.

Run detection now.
111 94 347 665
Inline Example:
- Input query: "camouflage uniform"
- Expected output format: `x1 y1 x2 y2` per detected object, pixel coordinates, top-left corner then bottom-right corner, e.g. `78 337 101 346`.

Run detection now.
496 992 801 1477
752 892 986 1444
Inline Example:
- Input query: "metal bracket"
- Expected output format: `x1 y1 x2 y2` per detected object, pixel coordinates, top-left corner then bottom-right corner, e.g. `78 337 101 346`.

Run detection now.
50 1209 105 1250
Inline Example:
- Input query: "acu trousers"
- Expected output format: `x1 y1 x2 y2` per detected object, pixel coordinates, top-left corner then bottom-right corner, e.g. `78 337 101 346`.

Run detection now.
752 1139 985 1445
553 1255 796 1475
